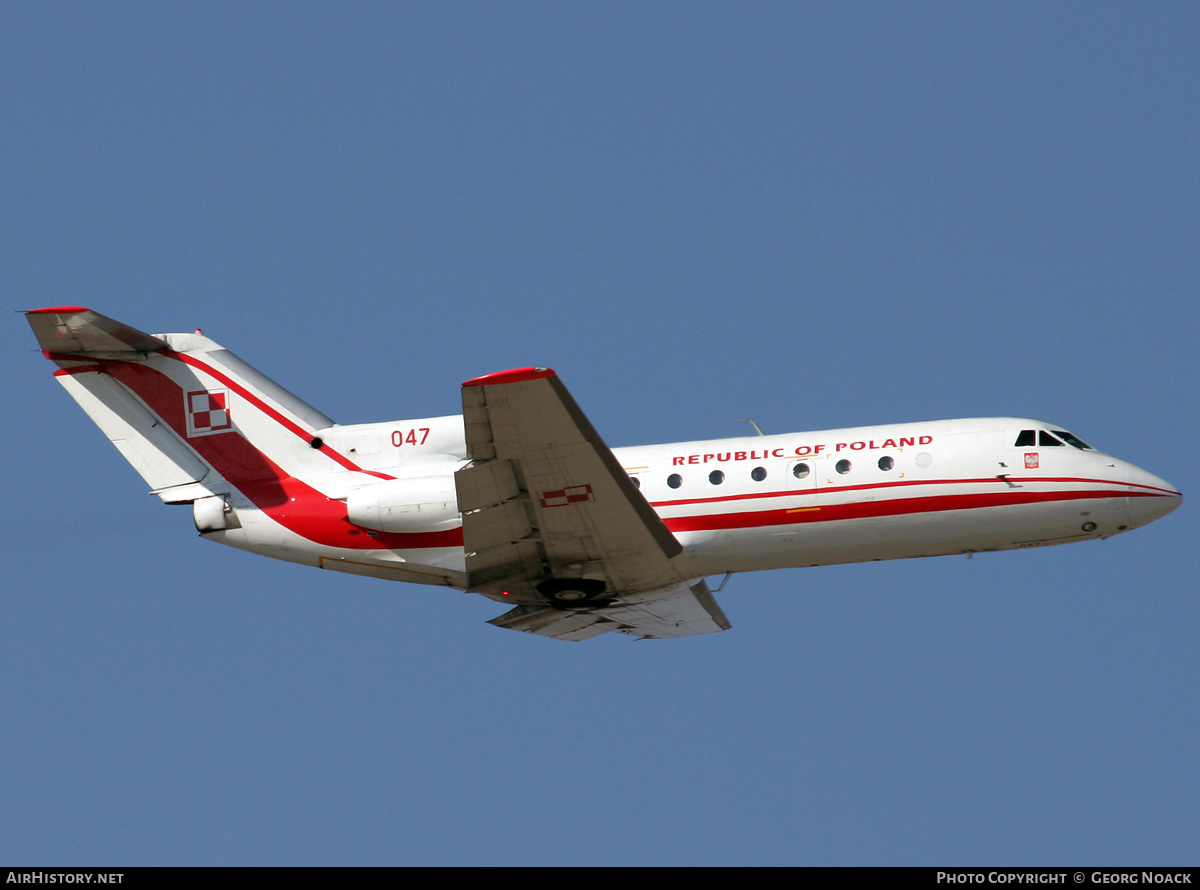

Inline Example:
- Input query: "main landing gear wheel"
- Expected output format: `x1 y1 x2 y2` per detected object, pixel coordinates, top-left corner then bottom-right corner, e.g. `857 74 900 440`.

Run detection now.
536 578 608 605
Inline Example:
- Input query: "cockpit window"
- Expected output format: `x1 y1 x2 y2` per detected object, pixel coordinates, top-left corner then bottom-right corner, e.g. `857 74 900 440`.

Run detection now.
1014 429 1036 447
1038 430 1064 446
1052 430 1093 450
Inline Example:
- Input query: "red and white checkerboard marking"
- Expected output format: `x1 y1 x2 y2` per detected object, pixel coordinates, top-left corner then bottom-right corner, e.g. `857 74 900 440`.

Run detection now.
186 389 232 436
539 484 594 508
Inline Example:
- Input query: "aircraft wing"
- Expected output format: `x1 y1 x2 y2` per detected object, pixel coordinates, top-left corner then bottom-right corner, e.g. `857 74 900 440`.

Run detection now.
455 367 730 641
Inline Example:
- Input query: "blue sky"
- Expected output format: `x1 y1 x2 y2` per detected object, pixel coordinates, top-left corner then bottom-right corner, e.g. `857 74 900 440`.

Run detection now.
2 3 1196 865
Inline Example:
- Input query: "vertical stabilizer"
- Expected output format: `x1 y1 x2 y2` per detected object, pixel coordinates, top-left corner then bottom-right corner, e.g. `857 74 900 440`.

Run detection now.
26 307 339 503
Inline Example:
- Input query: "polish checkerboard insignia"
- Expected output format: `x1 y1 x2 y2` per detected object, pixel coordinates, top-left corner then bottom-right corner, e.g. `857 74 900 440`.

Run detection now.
186 389 232 437
539 484 595 508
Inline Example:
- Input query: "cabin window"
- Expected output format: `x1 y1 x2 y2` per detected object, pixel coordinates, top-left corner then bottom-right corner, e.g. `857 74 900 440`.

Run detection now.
709 470 725 485
878 456 894 471
750 466 767 482
1039 430 1064 446
1014 429 1036 447
667 474 682 489
792 462 810 479
629 476 640 489
1053 430 1093 450
836 459 852 475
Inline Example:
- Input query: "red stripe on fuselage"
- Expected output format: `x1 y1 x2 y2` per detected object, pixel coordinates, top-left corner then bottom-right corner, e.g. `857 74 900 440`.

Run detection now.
649 475 1175 509
662 487 1162 533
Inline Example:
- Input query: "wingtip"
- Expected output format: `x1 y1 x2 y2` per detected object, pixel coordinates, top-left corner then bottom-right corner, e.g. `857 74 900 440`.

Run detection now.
462 367 556 387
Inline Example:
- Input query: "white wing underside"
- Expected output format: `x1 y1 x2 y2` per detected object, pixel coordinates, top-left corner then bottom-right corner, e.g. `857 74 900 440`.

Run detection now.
455 369 731 641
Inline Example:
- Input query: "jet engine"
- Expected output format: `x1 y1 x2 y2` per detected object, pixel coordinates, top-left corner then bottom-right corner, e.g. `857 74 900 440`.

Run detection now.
193 494 239 532
345 476 460 533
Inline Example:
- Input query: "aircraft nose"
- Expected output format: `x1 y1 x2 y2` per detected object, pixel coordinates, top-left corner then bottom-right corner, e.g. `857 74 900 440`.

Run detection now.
1125 467 1182 529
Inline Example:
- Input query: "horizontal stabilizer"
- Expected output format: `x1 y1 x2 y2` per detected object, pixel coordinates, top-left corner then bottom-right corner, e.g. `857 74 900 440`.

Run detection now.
488 579 731 641
604 579 732 638
488 604 615 641
26 307 168 362
23 306 337 495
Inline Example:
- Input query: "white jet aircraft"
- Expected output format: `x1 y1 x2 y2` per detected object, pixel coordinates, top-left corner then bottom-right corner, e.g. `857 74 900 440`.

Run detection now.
26 307 1182 641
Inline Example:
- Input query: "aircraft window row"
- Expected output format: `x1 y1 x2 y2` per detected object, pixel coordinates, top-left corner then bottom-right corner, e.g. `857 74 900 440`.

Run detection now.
1013 429 1093 450
705 467 771 485
637 453 902 489
706 467 768 485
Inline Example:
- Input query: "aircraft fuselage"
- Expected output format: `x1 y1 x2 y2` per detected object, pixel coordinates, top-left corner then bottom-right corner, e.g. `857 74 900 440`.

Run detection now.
28 308 1180 639
206 413 1180 589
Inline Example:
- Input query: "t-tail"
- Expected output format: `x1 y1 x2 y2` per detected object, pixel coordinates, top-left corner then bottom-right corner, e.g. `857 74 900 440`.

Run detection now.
26 306 342 530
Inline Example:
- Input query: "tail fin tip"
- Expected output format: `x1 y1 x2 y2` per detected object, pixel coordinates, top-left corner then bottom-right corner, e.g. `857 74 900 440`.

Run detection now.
25 307 169 358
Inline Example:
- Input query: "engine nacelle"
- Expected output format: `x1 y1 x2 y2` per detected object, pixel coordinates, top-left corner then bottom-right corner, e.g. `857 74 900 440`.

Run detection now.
345 476 460 533
193 495 231 532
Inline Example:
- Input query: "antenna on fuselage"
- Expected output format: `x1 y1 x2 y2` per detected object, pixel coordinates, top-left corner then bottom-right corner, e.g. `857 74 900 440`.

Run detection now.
739 418 766 436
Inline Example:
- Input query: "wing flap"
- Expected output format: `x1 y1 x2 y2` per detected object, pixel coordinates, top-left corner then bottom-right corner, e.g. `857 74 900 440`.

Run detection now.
462 498 532 553
455 459 520 511
466 540 543 591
